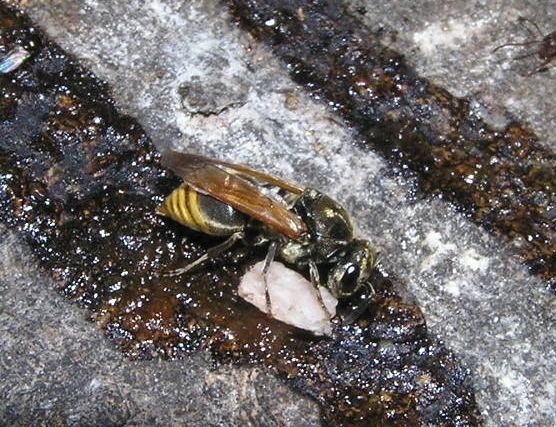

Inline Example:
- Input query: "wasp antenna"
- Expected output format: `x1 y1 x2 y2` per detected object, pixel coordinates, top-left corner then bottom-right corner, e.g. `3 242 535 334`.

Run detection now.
492 40 540 53
512 51 538 61
517 16 545 38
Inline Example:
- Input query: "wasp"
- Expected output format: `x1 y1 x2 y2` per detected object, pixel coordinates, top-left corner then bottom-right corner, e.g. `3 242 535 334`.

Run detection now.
158 151 377 320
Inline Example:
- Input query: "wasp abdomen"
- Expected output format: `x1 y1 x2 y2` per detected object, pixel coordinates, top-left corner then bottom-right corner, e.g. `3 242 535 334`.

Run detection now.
158 185 246 236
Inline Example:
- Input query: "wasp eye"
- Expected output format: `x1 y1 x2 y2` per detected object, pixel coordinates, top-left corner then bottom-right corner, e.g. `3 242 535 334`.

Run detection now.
339 264 360 295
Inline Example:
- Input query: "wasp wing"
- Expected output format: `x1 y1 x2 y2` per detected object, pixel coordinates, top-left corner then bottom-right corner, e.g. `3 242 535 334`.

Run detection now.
162 151 304 194
161 151 307 239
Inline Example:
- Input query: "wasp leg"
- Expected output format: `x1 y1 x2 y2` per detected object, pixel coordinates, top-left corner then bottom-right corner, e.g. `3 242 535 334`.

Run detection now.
512 50 538 61
281 190 302 209
163 232 244 277
309 261 332 319
528 58 552 75
262 241 278 315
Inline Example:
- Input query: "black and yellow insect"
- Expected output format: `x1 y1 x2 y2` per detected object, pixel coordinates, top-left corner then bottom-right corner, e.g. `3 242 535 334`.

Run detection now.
158 150 377 320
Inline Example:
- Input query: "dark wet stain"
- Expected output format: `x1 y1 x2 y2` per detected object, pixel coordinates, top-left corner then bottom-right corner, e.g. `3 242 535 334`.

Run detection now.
228 0 556 291
0 4 481 425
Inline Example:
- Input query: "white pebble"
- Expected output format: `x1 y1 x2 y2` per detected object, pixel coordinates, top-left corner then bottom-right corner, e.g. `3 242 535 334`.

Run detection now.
238 261 337 335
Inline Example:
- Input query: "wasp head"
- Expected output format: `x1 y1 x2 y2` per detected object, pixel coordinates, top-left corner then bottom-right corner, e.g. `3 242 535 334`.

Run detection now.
327 239 377 299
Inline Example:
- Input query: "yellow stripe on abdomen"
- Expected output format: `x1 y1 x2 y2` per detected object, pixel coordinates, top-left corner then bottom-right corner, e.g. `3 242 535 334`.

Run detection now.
177 186 197 228
157 185 204 232
158 184 246 236
186 189 208 231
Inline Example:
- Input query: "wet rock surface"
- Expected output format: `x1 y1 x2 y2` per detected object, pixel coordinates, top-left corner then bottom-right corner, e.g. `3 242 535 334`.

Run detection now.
0 3 480 426
1 0 555 426
0 229 321 426
346 0 556 148
229 0 555 290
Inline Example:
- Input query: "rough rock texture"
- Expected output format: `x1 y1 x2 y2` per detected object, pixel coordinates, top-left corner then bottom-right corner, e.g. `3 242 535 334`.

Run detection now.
1 0 555 426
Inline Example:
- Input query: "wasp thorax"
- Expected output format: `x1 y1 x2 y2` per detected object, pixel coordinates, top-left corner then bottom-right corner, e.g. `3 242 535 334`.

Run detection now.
297 189 354 243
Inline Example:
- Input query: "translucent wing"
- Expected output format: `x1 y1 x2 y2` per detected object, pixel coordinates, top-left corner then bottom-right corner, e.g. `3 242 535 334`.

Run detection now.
161 151 307 239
